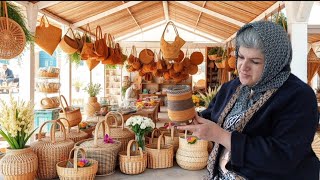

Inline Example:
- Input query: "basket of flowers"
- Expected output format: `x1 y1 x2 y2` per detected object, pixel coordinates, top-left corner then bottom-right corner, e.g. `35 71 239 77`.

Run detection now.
56 147 98 180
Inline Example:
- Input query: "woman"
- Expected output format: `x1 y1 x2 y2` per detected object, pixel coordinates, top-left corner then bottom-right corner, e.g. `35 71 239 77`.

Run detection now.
177 21 319 179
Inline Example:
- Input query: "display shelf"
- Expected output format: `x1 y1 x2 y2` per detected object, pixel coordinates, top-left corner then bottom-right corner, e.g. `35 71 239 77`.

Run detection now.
105 67 122 105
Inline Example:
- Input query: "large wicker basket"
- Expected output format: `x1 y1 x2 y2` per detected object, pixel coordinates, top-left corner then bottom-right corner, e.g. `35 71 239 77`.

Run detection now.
75 118 121 176
145 134 174 169
56 147 98 180
104 111 135 152
30 120 75 179
176 131 208 170
119 140 147 175
57 118 89 143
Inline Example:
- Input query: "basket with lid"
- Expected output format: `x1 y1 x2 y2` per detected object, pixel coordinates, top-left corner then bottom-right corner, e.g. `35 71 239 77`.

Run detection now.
75 117 121 176
56 118 89 143
30 120 75 179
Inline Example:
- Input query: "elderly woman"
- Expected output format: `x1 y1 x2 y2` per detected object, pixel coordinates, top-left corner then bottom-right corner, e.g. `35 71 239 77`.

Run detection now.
178 21 319 179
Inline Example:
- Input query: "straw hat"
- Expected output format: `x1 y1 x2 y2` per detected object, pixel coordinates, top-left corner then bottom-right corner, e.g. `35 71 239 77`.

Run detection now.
139 49 154 64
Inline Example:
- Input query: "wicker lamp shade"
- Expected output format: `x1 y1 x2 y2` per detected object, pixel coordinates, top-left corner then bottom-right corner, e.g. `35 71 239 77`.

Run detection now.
0 2 26 59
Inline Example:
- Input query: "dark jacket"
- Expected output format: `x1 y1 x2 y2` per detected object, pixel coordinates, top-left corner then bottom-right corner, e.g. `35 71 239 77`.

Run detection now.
5 68 14 79
201 74 319 180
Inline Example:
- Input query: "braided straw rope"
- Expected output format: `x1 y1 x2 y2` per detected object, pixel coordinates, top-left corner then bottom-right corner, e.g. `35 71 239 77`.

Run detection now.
176 131 209 170
119 140 147 175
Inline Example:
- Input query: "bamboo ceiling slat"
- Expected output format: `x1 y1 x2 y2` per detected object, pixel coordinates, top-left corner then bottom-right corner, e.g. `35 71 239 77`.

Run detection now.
45 1 122 23
309 34 320 44
196 24 231 40
136 15 164 26
169 8 199 23
250 1 276 9
174 16 199 29
200 13 239 32
139 17 165 29
197 21 234 37
128 1 161 12
169 1 201 15
222 2 263 15
189 1 206 7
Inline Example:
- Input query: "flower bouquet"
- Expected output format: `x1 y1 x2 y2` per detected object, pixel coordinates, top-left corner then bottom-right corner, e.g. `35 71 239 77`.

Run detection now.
125 115 155 150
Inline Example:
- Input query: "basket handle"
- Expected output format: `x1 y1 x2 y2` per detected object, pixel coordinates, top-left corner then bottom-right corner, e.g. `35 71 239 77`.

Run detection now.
157 134 165 151
131 45 137 57
68 147 86 171
57 117 81 133
149 128 161 144
1 1 9 30
93 117 110 147
184 129 188 139
59 95 69 117
38 120 66 143
170 126 175 140
161 21 179 39
126 140 143 159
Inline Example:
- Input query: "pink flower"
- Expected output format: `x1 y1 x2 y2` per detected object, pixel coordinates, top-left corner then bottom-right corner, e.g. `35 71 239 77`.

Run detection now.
104 134 114 144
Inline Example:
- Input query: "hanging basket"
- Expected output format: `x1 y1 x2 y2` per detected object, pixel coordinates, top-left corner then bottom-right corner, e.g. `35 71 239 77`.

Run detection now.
0 2 26 59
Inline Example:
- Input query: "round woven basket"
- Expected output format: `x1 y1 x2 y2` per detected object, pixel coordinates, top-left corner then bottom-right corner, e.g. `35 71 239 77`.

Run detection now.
228 56 236 69
30 120 75 179
166 85 195 122
0 2 26 59
38 71 59 78
190 51 203 65
312 131 320 160
139 49 154 64
57 118 89 143
174 50 184 63
56 147 98 180
119 140 147 175
176 131 208 170
75 118 121 176
145 134 174 169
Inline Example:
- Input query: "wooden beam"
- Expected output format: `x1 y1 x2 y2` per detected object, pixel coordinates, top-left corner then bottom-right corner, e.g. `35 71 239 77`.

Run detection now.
72 1 143 28
194 1 207 30
175 1 245 27
116 20 167 41
35 1 62 10
122 1 141 30
163 1 169 22
224 1 284 43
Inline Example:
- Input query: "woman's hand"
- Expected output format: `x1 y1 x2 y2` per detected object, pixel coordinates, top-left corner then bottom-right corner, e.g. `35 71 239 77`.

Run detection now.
177 111 232 150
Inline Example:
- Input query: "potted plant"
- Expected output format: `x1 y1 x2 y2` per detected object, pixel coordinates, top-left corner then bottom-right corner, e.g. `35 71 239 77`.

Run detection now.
83 83 102 117
198 86 221 108
208 46 224 61
72 79 83 92
0 96 38 179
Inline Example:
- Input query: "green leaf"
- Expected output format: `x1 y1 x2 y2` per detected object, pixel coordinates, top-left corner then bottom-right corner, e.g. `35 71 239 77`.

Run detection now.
0 130 15 149
7 133 19 149
23 128 38 147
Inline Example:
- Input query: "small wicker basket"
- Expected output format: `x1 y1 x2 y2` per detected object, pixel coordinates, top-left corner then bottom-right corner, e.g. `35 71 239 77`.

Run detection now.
145 128 161 145
119 140 147 175
57 118 89 143
38 71 59 78
145 134 174 169
163 126 180 154
56 147 98 180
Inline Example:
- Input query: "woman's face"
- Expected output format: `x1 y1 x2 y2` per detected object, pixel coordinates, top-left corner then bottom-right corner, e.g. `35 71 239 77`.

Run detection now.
237 46 265 87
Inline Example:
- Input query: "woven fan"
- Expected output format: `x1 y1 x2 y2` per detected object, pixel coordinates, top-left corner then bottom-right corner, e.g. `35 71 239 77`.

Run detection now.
0 1 26 59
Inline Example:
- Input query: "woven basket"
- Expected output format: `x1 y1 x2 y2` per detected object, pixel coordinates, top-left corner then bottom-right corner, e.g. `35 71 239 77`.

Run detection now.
75 118 121 176
0 2 26 59
56 147 98 180
190 51 203 65
164 126 180 154
57 118 89 143
176 131 208 170
60 95 82 127
38 71 59 78
30 120 75 179
228 56 236 69
145 128 162 145
59 27 79 54
145 134 174 169
166 85 195 123
0 146 38 180
119 140 147 175
312 131 320 159
102 111 135 152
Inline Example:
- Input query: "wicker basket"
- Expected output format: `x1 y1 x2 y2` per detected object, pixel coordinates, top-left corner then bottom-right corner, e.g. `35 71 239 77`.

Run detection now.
57 118 89 143
145 128 162 144
30 120 75 179
164 126 180 154
38 71 59 78
60 95 82 127
104 111 135 152
119 140 147 175
176 131 208 170
312 131 320 159
75 118 122 176
56 147 98 180
145 134 174 169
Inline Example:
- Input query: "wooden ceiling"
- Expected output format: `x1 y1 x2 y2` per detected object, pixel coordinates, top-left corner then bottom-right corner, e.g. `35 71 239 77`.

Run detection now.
24 1 319 44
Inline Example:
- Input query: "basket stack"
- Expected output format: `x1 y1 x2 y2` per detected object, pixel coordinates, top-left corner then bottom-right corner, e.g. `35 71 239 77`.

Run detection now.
145 134 174 169
57 147 98 180
176 131 208 170
119 140 147 175
30 120 75 179
75 118 121 176
104 111 135 152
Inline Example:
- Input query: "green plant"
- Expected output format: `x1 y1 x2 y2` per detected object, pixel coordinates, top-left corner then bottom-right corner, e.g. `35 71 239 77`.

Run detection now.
271 12 287 32
69 52 81 66
72 79 83 89
198 86 221 108
83 83 101 97
105 64 117 69
208 47 224 56
0 96 37 149
121 85 130 96
2 2 34 44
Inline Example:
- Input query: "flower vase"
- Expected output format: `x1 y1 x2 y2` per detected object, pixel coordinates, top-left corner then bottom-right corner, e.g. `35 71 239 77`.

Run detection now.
135 134 146 150
0 146 38 180
85 97 101 117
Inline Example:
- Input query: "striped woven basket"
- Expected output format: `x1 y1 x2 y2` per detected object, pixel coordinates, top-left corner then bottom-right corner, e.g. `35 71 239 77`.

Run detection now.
56 147 98 180
166 85 195 123
119 140 147 175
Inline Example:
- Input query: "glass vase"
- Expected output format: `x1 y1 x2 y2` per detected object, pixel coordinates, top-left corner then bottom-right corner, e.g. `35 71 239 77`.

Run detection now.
135 133 146 150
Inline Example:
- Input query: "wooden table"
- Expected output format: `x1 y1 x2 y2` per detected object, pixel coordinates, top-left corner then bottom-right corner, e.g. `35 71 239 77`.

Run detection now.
85 102 161 127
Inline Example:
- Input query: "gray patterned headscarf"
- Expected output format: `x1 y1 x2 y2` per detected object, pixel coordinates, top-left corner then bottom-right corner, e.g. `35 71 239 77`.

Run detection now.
228 21 292 117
